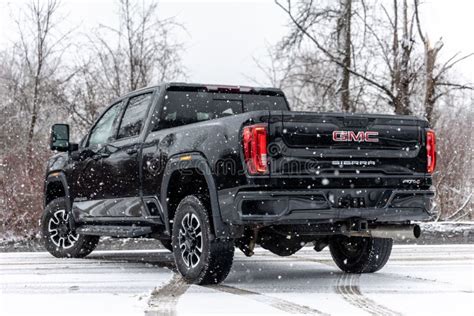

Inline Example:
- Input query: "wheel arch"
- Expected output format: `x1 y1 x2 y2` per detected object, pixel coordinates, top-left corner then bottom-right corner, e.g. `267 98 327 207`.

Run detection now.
44 172 72 219
160 153 230 239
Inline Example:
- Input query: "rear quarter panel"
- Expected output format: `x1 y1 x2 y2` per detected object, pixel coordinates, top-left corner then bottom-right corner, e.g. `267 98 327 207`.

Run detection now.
141 110 270 197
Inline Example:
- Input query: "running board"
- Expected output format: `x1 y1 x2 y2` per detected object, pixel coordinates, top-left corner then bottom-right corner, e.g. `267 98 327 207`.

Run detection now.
76 225 152 238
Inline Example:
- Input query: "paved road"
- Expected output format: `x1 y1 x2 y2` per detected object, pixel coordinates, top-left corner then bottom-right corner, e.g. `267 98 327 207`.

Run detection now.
1 245 473 315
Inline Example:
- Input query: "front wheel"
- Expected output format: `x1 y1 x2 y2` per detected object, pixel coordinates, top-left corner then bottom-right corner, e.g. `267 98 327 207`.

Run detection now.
172 195 234 284
41 198 99 258
329 235 392 273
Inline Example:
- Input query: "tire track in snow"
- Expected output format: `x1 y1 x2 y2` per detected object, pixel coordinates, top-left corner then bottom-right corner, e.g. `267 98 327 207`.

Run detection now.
145 273 190 316
290 251 402 315
89 249 398 314
335 273 401 316
145 272 330 315
92 251 328 314
209 284 330 315
291 252 468 292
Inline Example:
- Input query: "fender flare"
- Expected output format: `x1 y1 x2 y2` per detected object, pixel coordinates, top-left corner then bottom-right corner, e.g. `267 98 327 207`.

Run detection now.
160 153 230 239
44 171 75 229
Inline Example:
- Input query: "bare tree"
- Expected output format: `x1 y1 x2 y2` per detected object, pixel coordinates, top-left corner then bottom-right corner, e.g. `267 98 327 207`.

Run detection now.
93 0 183 94
275 0 473 117
0 0 71 237
11 0 70 155
433 99 473 220
68 0 185 129
275 0 400 113
414 0 473 123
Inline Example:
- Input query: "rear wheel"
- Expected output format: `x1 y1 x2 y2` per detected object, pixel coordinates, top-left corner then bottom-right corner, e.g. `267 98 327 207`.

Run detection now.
329 235 392 273
172 195 234 284
41 198 99 258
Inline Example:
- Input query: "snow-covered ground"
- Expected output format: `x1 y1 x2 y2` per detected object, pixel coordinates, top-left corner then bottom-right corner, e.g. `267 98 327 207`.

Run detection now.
1 244 472 316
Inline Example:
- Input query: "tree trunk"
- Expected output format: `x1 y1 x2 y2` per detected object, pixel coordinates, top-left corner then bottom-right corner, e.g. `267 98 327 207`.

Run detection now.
423 40 440 123
391 0 399 92
396 0 411 115
336 0 352 112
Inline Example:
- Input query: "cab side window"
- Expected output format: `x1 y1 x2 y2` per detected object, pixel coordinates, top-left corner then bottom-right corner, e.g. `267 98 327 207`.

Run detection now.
117 93 153 139
88 101 123 147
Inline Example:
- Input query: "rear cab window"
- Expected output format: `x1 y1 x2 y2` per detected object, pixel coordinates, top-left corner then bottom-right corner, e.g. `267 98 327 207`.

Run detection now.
243 94 288 112
155 90 288 130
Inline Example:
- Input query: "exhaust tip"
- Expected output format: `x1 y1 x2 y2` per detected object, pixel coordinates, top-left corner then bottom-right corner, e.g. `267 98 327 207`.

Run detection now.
413 224 421 239
369 224 422 240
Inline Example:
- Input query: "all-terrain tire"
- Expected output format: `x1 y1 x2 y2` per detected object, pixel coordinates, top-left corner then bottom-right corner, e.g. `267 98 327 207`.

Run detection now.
329 235 392 273
172 195 234 284
41 197 99 258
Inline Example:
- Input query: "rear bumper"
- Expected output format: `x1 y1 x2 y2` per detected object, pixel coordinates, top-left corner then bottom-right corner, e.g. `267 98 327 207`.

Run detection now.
219 188 435 225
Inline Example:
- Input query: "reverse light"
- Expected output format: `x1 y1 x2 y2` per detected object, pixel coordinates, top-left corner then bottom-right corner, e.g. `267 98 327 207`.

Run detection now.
426 130 436 173
242 124 268 174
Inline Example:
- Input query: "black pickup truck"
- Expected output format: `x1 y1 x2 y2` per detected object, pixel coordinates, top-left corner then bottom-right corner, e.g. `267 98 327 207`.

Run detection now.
43 83 436 284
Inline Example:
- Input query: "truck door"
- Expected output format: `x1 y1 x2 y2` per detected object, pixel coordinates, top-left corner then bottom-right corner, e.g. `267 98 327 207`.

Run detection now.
71 91 155 220
96 91 155 217
70 100 124 219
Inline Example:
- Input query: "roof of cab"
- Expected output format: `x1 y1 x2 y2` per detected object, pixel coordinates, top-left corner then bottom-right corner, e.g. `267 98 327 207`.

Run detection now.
115 82 285 103
163 82 285 95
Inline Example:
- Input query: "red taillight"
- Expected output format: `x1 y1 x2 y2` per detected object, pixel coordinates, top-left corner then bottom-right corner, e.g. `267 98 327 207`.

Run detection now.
426 130 436 173
242 124 268 174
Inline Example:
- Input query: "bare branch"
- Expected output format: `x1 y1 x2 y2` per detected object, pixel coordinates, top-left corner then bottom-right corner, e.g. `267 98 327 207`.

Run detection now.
275 0 395 100
436 82 474 90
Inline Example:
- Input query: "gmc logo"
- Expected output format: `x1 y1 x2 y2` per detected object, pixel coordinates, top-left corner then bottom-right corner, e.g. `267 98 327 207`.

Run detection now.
332 131 379 142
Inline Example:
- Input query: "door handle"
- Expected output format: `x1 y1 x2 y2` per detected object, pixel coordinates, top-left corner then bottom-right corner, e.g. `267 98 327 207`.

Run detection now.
126 146 139 155
160 134 175 147
92 152 110 160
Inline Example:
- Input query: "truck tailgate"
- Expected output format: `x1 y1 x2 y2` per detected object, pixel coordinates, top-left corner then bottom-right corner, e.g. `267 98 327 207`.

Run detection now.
268 111 429 178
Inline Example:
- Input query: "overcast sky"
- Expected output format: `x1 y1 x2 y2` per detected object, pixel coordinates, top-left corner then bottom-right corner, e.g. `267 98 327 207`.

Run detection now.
0 0 473 86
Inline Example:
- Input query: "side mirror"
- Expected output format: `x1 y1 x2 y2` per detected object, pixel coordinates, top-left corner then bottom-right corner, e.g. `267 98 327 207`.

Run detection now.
50 124 70 152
